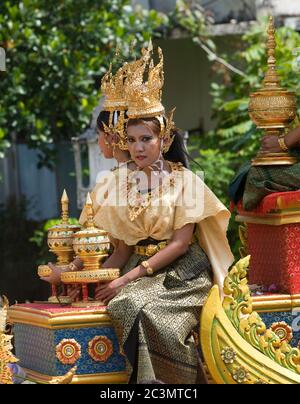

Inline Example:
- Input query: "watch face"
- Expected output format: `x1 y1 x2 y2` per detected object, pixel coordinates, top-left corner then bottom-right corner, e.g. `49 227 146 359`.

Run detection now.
146 267 153 276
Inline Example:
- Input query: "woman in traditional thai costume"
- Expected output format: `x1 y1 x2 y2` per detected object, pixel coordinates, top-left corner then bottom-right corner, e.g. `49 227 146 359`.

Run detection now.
93 47 234 384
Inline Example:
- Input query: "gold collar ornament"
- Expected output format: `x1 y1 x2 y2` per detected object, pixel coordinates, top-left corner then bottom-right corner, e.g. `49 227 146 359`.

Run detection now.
126 161 183 221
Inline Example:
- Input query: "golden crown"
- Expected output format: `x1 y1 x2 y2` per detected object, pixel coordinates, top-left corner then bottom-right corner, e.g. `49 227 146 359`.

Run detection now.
100 44 154 149
122 44 176 153
125 46 165 119
101 63 128 112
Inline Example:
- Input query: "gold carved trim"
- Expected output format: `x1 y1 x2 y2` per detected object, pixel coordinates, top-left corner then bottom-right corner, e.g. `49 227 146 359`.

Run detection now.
201 285 300 384
37 265 52 278
222 256 300 374
236 212 300 226
61 269 120 284
238 224 248 258
8 305 111 329
252 294 300 312
23 368 129 384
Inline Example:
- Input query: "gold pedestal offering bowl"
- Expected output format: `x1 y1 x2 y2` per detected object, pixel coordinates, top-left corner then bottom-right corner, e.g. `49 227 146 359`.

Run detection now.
47 190 81 267
249 16 297 166
38 190 81 302
61 193 120 306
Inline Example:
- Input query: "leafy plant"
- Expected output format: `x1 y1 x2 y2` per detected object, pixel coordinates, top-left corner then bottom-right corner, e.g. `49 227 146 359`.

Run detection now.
0 0 166 166
210 21 300 165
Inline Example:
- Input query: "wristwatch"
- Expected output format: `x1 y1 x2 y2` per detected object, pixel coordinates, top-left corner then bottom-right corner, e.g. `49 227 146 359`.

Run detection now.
141 260 154 276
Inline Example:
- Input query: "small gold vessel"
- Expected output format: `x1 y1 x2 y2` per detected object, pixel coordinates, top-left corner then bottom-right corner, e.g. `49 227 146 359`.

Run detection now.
38 190 81 302
249 17 297 166
61 193 120 306
47 190 81 267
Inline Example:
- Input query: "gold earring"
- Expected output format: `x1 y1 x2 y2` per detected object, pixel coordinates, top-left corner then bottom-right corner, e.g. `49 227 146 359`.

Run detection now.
104 134 110 146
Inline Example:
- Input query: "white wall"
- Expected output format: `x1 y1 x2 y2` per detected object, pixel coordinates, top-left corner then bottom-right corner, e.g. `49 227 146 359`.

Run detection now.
0 142 79 221
133 0 256 23
256 0 300 17
200 0 255 23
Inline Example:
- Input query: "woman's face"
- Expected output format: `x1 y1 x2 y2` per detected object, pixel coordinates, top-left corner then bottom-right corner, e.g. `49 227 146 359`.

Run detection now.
97 129 114 159
127 123 161 169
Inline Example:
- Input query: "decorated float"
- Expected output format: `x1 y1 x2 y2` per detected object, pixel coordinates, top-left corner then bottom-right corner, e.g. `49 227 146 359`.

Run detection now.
2 17 300 384
201 16 300 384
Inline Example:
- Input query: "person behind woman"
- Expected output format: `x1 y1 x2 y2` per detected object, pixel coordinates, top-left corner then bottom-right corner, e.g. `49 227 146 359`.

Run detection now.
41 63 131 285
92 46 234 383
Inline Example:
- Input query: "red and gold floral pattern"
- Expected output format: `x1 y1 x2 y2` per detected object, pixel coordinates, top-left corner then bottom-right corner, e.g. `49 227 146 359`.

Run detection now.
271 322 293 343
56 339 81 365
88 336 113 362
247 222 300 294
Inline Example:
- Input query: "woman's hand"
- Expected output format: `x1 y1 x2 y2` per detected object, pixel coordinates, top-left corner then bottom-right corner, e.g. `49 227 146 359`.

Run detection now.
67 285 82 302
41 262 68 285
261 135 282 153
95 277 129 305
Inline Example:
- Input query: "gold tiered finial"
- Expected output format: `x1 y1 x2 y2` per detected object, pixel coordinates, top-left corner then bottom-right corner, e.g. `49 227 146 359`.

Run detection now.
263 16 281 89
248 16 297 166
85 193 95 229
61 189 69 225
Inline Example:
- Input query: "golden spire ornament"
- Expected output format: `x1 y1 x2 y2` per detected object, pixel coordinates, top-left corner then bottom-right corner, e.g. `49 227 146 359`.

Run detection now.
61 189 69 225
101 63 128 113
125 46 165 119
38 190 80 304
249 16 297 166
61 193 120 306
121 43 176 153
47 190 81 267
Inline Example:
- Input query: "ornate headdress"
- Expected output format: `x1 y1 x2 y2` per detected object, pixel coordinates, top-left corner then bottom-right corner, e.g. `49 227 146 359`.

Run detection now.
123 45 176 153
101 63 128 113
100 44 154 150
100 62 128 149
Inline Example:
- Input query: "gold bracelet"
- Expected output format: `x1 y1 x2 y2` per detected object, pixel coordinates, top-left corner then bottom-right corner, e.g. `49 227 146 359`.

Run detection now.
141 260 154 276
278 136 288 152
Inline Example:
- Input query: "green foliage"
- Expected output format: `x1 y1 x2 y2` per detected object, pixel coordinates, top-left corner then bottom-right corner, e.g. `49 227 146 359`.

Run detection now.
169 0 213 47
0 0 166 166
210 21 300 165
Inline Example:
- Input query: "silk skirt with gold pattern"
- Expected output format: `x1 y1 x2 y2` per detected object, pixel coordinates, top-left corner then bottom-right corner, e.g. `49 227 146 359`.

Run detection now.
107 242 213 384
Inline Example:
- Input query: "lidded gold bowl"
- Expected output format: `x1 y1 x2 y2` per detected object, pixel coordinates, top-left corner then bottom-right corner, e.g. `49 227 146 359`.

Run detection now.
47 190 81 266
249 17 297 166
72 193 110 271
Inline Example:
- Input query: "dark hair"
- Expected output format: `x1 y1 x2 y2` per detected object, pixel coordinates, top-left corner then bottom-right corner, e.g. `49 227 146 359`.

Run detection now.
96 110 129 137
96 110 111 132
127 117 190 168
164 130 189 169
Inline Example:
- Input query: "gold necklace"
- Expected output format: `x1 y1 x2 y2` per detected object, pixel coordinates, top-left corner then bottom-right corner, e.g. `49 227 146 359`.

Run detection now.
126 161 183 221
